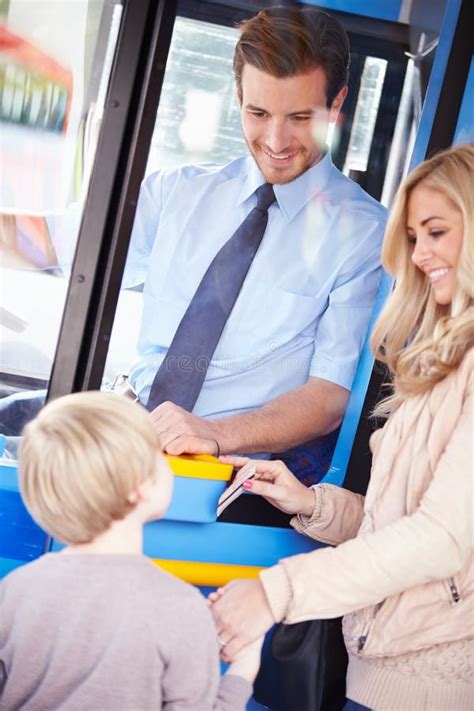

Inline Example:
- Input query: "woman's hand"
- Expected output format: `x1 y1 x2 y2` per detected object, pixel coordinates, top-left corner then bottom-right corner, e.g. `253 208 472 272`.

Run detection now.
210 579 275 662
220 455 316 517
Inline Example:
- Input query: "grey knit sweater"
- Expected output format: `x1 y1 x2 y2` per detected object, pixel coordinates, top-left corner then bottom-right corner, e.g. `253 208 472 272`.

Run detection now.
0 553 251 710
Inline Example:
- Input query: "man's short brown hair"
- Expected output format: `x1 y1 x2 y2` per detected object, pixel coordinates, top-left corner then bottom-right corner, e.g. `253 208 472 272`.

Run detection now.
234 6 350 107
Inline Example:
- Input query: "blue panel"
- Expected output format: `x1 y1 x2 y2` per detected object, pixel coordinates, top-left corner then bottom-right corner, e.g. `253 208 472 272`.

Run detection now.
52 519 321 567
409 0 463 170
0 489 46 562
165 476 226 523
0 462 46 574
54 520 320 567
0 460 19 492
143 519 321 567
3 459 319 570
323 271 393 486
299 0 402 22
247 698 268 710
454 55 474 145
1 459 226 524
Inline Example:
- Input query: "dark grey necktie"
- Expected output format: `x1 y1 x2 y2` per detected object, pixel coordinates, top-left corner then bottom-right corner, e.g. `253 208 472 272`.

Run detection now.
146 182 276 412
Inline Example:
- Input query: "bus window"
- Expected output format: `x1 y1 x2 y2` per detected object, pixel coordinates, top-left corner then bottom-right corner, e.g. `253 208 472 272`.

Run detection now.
103 15 249 391
145 16 245 175
0 1 123 444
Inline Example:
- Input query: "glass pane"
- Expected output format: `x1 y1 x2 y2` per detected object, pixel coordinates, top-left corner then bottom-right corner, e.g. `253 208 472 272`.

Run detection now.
0 0 123 453
344 57 388 173
104 15 248 389
146 16 245 174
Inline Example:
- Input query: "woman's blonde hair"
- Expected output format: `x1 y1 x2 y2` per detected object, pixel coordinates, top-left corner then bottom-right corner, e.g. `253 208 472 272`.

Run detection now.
19 392 161 545
371 143 474 415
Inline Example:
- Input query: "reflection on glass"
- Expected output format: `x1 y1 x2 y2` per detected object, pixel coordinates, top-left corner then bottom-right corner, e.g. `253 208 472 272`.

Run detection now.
0 1 123 447
344 57 387 173
0 24 72 133
179 89 224 153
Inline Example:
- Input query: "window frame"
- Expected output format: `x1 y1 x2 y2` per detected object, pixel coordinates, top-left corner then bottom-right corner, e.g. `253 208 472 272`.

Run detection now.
48 0 177 398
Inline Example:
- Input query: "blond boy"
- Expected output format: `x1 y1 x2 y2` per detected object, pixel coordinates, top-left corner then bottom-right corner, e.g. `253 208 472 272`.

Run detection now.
0 392 260 710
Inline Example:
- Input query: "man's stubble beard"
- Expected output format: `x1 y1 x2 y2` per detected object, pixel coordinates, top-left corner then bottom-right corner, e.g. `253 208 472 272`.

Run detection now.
245 138 320 185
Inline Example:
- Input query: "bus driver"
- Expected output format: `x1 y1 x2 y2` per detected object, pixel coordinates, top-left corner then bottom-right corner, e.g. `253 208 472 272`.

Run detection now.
122 6 387 478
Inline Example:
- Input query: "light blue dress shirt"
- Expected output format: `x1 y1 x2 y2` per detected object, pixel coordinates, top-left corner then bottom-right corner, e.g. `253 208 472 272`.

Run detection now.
123 152 386 419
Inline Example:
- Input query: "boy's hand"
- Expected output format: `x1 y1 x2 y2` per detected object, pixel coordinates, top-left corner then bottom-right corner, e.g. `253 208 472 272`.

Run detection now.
220 455 316 517
210 579 275 662
225 636 265 683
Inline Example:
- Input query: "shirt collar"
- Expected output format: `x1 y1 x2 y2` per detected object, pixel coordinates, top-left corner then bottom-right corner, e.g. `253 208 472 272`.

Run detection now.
237 151 333 222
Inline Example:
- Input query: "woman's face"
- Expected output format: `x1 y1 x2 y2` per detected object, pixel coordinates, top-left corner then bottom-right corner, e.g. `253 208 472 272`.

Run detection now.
407 182 464 305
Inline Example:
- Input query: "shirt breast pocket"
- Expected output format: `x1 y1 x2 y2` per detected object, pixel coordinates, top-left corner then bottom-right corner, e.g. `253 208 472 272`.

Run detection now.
229 284 326 353
269 286 325 339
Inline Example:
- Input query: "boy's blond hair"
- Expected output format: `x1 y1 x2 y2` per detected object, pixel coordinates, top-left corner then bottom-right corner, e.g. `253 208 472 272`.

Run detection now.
19 392 161 545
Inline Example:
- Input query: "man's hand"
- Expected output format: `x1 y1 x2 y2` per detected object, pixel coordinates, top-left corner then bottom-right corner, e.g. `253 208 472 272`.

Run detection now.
147 377 348 457
220 455 316 517
209 579 275 662
150 401 220 455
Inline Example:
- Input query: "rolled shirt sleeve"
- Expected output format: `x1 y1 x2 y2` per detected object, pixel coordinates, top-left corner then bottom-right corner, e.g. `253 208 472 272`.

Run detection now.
310 222 385 391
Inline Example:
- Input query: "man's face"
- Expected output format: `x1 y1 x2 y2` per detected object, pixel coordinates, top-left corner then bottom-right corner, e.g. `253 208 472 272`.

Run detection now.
238 64 346 184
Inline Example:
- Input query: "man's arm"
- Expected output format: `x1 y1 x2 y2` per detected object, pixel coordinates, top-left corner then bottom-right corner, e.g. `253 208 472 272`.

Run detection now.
151 214 384 456
151 376 349 455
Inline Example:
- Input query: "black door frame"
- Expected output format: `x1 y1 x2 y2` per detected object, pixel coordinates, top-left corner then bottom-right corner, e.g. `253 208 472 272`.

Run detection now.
48 0 177 398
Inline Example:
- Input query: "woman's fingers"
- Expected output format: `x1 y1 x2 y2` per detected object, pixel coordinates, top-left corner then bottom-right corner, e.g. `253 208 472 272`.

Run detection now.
219 455 250 466
220 455 297 481
246 471 315 516
244 478 282 499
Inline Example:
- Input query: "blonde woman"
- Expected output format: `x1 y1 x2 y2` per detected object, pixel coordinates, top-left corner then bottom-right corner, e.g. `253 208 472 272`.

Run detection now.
210 144 474 711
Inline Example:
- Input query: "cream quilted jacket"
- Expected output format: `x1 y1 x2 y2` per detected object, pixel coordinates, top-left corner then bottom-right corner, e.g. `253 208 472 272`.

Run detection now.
260 349 473 659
